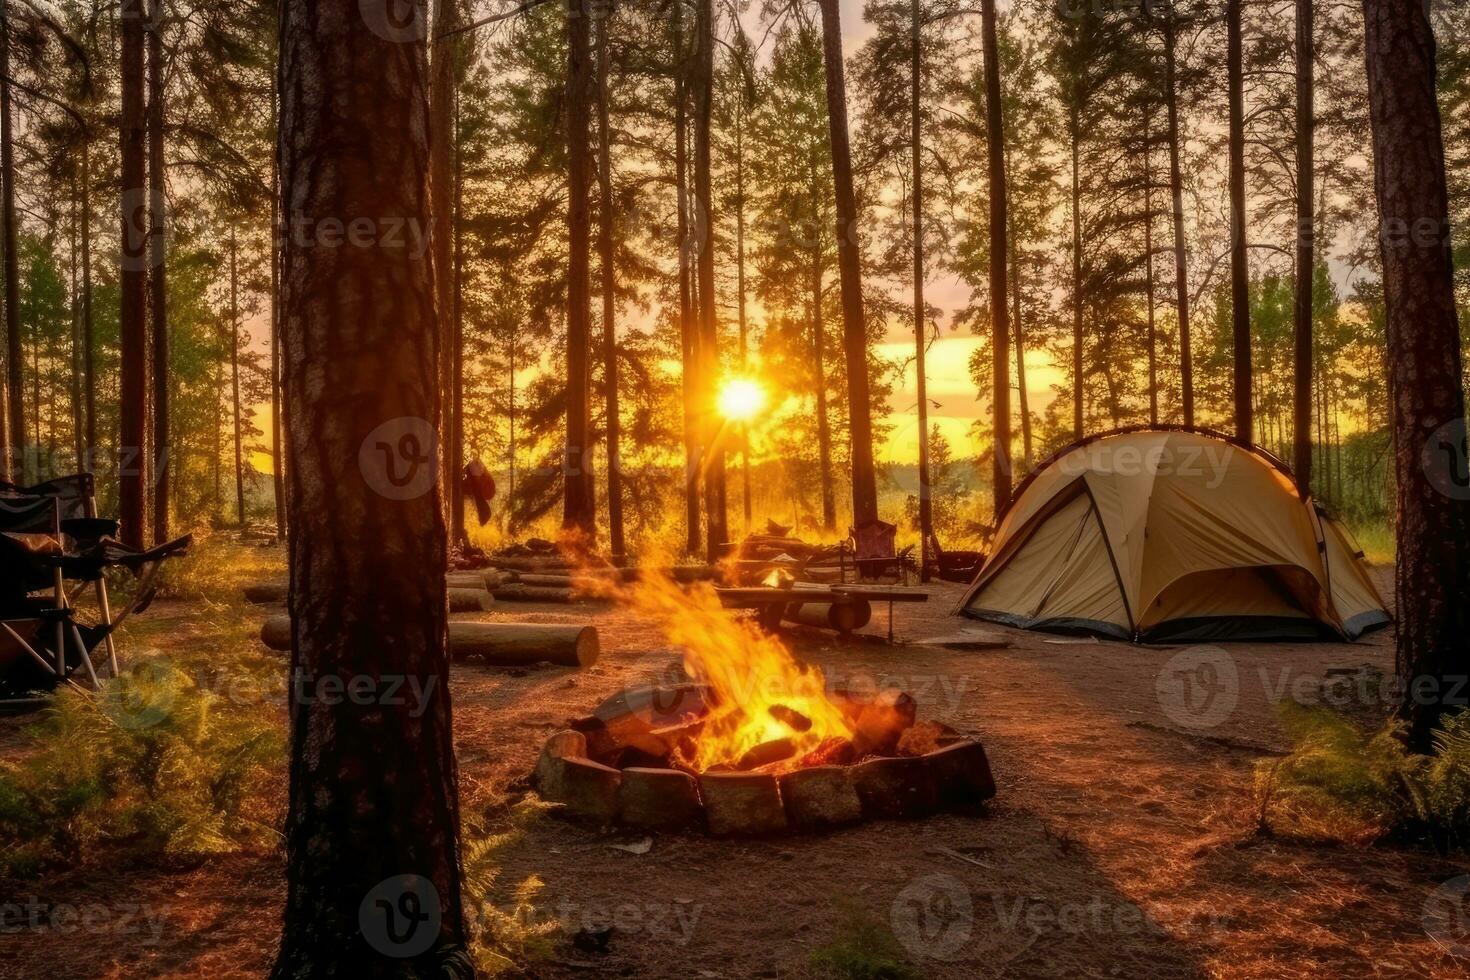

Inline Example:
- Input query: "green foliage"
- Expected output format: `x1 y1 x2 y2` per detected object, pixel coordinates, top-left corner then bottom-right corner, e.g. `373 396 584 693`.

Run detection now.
1257 703 1470 852
0 657 283 878
810 903 923 980
460 797 559 975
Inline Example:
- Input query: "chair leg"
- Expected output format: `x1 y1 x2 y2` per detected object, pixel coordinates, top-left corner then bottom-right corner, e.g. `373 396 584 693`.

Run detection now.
95 578 120 676
70 624 100 689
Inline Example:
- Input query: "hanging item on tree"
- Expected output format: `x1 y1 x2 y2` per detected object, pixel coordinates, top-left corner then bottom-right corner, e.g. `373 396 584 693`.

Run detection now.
463 459 497 527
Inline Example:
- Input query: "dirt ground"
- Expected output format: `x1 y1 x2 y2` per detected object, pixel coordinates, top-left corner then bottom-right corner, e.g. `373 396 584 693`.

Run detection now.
3 561 1469 979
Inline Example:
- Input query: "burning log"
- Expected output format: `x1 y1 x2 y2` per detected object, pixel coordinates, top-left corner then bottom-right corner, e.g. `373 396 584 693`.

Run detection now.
796 736 856 768
768 704 813 733
258 615 598 667
732 738 798 772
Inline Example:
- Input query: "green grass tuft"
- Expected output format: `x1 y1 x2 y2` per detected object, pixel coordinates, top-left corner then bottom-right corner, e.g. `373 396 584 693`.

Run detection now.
810 904 923 980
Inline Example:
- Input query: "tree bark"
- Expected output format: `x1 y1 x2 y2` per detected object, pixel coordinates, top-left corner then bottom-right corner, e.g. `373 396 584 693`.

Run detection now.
272 0 469 969
911 0 931 570
229 227 244 527
813 244 836 531
0 0 19 482
596 9 625 559
694 0 725 558
673 0 700 555
1227 0 1252 444
1069 101 1083 441
451 92 466 546
118 0 148 546
981 0 1010 516
1007 195 1031 463
1143 110 1158 426
1161 9 1193 427
734 52 752 533
271 74 286 541
815 0 878 528
148 0 169 543
1292 0 1314 492
1362 0 1470 753
563 0 596 538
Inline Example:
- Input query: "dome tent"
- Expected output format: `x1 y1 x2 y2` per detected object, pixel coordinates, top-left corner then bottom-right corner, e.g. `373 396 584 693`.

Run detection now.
957 428 1391 643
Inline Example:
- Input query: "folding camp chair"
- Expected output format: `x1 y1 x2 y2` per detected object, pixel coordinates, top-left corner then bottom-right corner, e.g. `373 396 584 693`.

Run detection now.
0 474 191 701
839 520 915 584
0 494 107 703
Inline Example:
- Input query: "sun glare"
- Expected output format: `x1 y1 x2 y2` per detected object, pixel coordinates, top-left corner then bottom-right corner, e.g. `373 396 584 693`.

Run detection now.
718 377 766 421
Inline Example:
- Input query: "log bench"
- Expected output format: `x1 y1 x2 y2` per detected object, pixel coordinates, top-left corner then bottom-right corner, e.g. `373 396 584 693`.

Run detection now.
715 585 928 642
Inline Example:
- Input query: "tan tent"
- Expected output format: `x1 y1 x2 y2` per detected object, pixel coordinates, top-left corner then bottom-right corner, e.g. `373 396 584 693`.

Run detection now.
958 428 1391 643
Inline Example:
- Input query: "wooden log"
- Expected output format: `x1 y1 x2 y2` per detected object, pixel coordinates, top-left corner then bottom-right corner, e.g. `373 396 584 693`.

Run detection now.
517 573 576 588
493 584 576 604
243 582 288 605
783 600 872 634
259 615 598 666
447 568 507 591
448 587 494 612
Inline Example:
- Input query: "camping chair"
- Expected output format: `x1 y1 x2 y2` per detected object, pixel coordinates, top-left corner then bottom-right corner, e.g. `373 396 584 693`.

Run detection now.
1 473 192 686
0 494 107 703
924 532 985 583
839 520 915 584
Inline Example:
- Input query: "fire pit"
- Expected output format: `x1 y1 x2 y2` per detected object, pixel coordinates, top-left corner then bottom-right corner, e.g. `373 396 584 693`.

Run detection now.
533 683 995 835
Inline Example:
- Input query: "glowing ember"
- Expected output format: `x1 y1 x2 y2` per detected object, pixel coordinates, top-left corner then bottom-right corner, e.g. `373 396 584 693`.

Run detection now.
619 572 852 773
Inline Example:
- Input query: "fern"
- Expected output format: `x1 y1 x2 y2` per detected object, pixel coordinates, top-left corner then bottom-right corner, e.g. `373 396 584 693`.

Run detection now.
461 797 559 975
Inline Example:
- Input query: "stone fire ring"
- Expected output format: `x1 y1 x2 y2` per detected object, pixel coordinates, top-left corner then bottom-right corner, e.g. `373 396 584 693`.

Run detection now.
532 685 996 836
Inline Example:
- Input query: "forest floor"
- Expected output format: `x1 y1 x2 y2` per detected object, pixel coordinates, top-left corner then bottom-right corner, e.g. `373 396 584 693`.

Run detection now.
1 539 1467 979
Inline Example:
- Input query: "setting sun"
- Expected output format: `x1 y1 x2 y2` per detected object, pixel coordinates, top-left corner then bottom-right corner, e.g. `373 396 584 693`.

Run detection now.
718 377 766 421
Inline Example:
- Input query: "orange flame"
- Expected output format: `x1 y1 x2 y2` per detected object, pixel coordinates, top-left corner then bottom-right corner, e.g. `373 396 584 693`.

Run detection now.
617 571 852 773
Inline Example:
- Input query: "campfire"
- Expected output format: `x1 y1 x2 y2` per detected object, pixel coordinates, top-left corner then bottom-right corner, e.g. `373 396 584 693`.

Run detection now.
533 575 994 834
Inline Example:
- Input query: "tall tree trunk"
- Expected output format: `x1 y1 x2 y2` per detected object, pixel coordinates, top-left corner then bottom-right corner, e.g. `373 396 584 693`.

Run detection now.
431 0 458 531
1069 101 1083 441
451 93 466 546
694 0 725 558
1143 110 1158 426
1007 197 1031 463
148 0 169 543
813 249 836 531
69 176 83 469
1227 0 1252 444
563 0 596 538
270 74 286 541
0 0 19 483
118 0 148 546
735 60 751 533
272 0 468 969
911 0 932 569
1161 8 1193 426
981 0 1010 516
596 8 624 559
81 138 94 469
815 0 878 528
673 0 700 555
1292 0 1314 492
1363 0 1470 753
229 227 244 527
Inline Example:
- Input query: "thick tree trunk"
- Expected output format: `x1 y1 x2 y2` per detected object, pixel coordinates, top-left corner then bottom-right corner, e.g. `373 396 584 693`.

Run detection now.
272 0 469 970
1292 0 1315 491
911 0 931 570
431 0 458 532
451 96 466 546
735 73 751 533
563 0 596 538
673 0 700 555
69 181 82 469
1161 10 1193 427
694 0 725 558
1069 102 1083 441
229 229 244 527
118 0 148 546
981 0 1011 516
815 0 878 528
1362 0 1470 753
596 10 625 559
148 0 169 543
1227 0 1252 444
